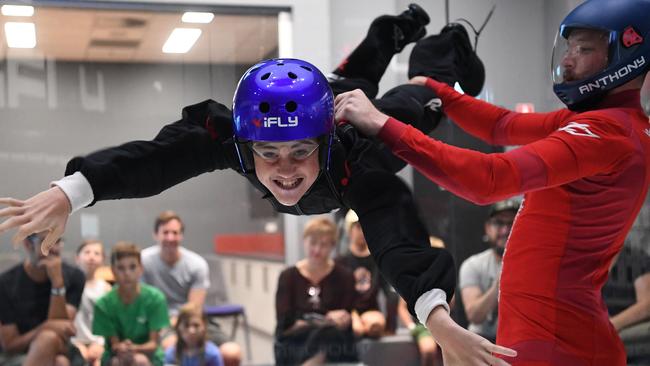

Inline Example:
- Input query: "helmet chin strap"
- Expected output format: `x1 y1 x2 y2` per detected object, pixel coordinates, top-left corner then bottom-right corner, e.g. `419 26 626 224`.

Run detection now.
566 93 606 112
233 137 254 174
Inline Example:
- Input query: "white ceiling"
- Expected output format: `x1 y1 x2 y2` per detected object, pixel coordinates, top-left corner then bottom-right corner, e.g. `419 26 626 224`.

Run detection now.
0 7 279 64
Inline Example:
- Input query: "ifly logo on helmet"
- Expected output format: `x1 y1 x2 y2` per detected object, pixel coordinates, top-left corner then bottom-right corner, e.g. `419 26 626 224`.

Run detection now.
578 56 646 95
263 116 298 128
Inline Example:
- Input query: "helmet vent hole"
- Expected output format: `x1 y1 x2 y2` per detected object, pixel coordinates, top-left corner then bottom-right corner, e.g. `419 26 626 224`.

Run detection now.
261 72 271 80
277 62 284 66
259 102 270 113
285 101 297 112
300 65 312 72
288 72 298 79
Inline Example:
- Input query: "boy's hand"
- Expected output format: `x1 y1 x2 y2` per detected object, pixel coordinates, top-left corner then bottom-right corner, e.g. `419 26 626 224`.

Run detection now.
113 340 134 357
0 186 71 255
86 343 104 362
326 309 351 329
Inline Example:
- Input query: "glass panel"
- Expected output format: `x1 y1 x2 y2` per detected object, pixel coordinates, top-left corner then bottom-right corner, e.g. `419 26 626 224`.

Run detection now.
0 4 284 258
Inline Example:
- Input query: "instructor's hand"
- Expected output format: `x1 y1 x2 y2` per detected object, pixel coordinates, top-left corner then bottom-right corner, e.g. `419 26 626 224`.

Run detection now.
0 186 71 255
426 306 516 366
409 76 429 86
334 89 390 136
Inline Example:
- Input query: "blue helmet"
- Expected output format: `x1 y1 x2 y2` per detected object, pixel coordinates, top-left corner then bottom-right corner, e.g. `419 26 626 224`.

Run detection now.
232 58 335 173
551 0 650 110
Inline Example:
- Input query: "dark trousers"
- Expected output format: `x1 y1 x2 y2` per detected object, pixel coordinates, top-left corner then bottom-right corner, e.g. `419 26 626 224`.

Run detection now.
274 325 357 365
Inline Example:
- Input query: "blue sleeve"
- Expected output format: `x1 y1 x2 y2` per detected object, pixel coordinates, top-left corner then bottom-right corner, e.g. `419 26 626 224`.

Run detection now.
205 341 224 366
164 346 176 363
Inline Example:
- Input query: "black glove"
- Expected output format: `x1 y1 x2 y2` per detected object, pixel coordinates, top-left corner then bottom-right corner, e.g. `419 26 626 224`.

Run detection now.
181 99 240 170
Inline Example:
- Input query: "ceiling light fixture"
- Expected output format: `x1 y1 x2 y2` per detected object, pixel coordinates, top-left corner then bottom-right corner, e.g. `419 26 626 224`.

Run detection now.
181 11 214 24
1 5 34 17
162 28 201 54
5 22 36 48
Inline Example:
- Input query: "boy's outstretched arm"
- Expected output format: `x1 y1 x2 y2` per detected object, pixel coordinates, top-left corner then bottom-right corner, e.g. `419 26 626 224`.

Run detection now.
0 100 237 254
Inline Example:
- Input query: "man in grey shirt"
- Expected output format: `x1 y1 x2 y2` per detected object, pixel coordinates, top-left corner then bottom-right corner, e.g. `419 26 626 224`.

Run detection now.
142 210 241 366
458 200 519 342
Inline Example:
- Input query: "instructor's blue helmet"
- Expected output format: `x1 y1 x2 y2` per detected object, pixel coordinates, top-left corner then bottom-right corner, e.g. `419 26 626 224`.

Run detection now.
232 58 335 173
551 0 650 110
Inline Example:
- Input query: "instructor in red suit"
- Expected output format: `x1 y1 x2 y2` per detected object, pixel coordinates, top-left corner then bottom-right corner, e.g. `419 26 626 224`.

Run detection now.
336 0 650 364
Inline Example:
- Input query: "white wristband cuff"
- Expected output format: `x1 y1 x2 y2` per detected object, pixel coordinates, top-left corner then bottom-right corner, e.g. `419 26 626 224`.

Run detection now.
414 288 449 325
51 172 94 214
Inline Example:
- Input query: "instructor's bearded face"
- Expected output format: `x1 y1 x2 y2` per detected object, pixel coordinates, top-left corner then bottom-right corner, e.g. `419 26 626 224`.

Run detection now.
560 29 609 83
252 139 320 206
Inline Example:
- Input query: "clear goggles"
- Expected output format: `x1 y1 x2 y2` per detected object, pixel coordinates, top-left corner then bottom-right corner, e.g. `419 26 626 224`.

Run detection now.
551 26 614 84
249 139 319 163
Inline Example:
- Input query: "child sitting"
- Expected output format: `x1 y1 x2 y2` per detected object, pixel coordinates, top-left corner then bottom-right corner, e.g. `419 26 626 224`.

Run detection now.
164 303 224 366
93 241 170 366
72 240 112 366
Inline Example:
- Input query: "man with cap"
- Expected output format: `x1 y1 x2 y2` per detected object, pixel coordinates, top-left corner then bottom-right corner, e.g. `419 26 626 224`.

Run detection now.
459 200 519 343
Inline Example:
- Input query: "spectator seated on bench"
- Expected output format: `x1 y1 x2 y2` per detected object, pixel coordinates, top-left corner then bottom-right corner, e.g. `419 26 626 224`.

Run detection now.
142 211 242 366
274 218 358 365
93 241 169 366
71 240 112 366
604 244 650 364
0 235 85 366
165 303 225 366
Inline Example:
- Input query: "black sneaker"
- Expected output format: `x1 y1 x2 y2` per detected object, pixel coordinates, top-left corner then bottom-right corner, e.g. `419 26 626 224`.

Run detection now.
370 3 431 53
332 4 430 84
396 3 431 50
404 3 431 29
408 23 485 96
443 23 485 97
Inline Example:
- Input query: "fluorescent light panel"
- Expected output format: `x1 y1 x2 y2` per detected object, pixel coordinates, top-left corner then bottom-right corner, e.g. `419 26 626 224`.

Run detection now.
278 11 293 58
162 28 201 54
181 12 214 24
5 22 36 48
1 5 34 17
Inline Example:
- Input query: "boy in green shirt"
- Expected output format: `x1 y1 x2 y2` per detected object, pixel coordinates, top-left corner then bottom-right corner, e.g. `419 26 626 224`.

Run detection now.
93 241 169 366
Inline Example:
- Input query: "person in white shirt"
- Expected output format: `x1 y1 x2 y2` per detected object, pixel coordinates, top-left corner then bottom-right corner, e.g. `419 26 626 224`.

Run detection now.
72 240 112 366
